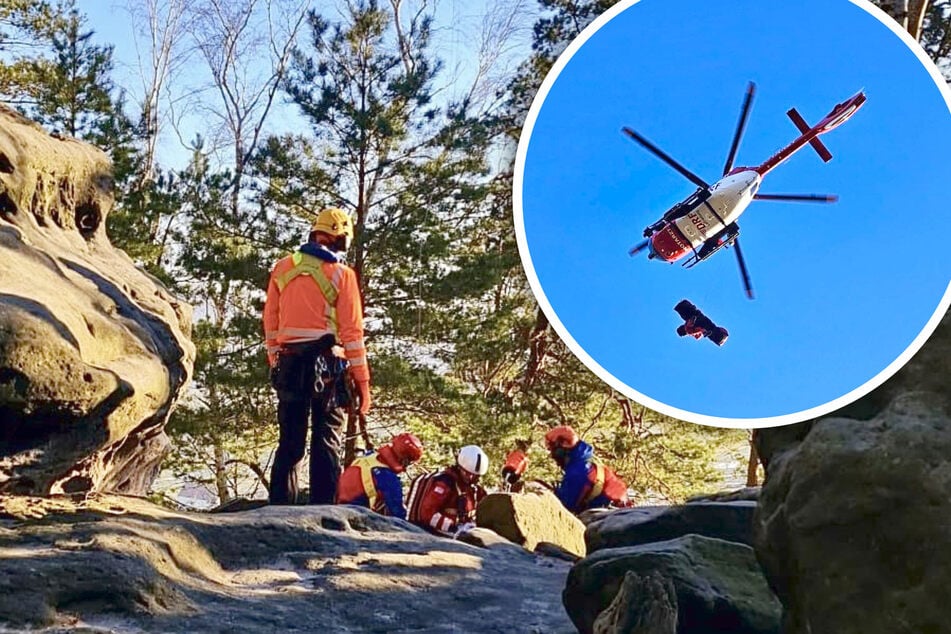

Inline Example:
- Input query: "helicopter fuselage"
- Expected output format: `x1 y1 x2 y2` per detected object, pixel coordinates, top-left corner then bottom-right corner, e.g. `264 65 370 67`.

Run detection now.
625 86 865 299
648 169 761 262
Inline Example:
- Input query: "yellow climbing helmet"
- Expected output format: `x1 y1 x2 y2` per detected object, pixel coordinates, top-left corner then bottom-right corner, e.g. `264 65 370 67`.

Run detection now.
311 207 354 245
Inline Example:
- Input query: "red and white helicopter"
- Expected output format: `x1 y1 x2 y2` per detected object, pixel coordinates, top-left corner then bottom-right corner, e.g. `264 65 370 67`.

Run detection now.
626 83 866 298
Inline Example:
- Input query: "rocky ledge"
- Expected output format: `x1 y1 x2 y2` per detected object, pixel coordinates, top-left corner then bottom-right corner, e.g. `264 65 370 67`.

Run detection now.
0 494 575 633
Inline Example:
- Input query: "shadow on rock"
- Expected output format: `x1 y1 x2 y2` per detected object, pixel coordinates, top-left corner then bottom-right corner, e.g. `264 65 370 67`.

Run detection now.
0 494 576 634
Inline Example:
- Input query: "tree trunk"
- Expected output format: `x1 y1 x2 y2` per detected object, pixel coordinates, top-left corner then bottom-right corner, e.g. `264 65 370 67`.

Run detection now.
907 0 930 40
593 571 678 634
746 434 760 487
213 442 231 504
523 307 550 390
886 0 930 39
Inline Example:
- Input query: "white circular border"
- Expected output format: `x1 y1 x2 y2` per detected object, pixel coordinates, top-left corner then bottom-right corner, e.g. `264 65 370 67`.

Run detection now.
513 0 951 429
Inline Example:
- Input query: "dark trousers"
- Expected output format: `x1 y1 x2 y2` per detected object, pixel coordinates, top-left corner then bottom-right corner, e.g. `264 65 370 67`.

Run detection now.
268 339 346 505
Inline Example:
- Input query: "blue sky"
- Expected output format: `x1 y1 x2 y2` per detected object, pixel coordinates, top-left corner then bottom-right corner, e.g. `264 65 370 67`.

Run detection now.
77 0 534 171
517 0 951 423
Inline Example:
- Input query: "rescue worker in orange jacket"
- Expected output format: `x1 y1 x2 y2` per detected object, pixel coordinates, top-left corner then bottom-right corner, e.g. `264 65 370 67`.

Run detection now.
263 208 371 505
501 445 529 492
406 445 489 537
545 426 630 513
336 433 424 519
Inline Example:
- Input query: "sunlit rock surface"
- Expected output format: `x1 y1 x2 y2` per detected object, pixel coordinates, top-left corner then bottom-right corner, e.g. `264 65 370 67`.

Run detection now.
0 494 575 633
477 489 587 558
0 105 193 495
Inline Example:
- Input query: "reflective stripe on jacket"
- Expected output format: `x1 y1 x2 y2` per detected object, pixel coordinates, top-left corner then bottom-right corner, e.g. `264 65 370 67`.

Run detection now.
581 459 628 507
263 249 368 381
556 441 629 512
336 453 407 519
585 461 606 503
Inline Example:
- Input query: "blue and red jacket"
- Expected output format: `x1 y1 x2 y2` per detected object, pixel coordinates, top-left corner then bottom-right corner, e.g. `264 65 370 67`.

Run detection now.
336 449 407 519
555 441 629 513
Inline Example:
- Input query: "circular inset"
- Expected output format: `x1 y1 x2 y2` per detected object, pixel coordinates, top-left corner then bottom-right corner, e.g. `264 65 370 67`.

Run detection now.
514 0 951 427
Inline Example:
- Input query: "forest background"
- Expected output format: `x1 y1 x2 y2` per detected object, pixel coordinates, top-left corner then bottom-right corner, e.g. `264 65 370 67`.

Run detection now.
0 0 942 507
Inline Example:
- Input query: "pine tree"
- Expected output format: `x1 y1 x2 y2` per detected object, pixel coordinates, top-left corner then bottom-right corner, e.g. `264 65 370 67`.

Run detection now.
0 2 163 271
162 141 286 504
444 0 749 500
257 0 501 463
0 5 136 156
0 0 67 61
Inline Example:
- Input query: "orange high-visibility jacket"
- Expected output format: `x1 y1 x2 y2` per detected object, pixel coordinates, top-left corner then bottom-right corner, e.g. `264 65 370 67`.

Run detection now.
263 250 369 382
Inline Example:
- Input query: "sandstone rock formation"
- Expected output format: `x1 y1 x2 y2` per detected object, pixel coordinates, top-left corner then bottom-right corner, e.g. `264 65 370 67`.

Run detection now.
753 310 950 634
564 534 781 634
0 494 576 633
687 486 760 503
477 489 587 557
455 525 534 557
584 501 756 553
0 105 194 495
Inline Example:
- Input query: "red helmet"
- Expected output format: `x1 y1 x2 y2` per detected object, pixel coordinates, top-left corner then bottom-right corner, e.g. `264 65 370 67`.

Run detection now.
391 433 423 464
544 426 579 452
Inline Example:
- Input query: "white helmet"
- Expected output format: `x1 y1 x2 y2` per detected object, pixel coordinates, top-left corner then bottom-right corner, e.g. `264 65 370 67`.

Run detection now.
457 445 489 476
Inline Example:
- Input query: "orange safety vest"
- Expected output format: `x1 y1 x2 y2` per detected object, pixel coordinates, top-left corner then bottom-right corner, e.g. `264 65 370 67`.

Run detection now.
584 459 628 506
263 250 368 381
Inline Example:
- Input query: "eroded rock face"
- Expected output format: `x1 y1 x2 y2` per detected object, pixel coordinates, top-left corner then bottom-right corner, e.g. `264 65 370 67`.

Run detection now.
0 105 193 495
754 396 951 634
753 310 951 634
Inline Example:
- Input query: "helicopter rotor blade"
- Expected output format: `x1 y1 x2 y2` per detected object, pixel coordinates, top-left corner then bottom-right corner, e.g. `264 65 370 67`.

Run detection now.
629 238 651 257
723 81 756 176
754 193 839 203
621 127 710 190
732 237 755 300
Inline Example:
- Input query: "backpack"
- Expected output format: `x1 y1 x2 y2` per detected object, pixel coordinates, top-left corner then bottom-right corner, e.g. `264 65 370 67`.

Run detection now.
406 470 440 524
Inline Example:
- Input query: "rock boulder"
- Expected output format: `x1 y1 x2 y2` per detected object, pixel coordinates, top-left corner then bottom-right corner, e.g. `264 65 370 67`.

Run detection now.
687 487 760 503
0 105 193 495
585 502 756 553
754 395 951 634
753 310 951 634
564 534 781 634
477 489 587 558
